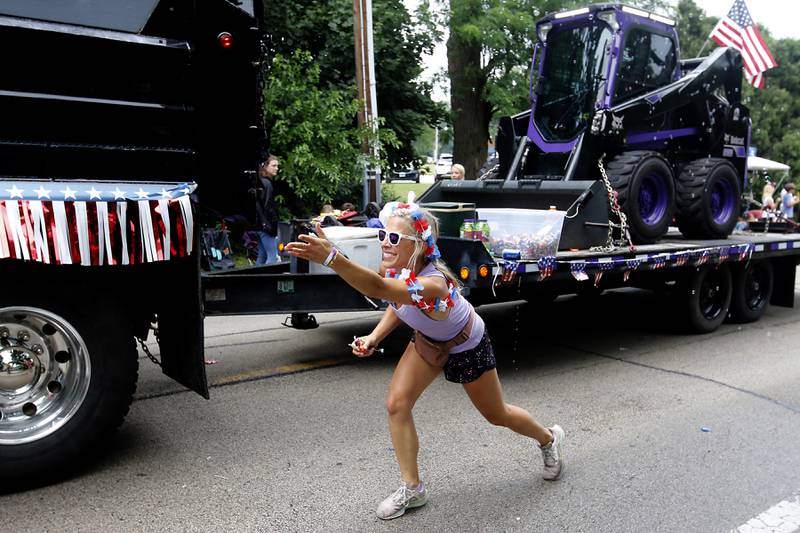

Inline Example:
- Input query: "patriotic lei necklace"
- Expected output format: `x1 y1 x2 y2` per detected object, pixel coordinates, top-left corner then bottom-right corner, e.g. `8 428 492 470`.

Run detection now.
385 267 459 313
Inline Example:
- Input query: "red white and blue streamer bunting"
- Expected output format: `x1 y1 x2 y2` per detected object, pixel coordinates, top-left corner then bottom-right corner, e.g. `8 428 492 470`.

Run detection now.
694 250 711 266
0 181 196 266
592 260 615 287
570 261 588 281
537 255 557 281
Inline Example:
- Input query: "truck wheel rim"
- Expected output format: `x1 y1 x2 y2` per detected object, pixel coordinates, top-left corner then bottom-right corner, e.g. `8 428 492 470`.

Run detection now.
710 178 735 224
639 173 669 225
699 272 725 320
744 266 768 310
0 307 91 445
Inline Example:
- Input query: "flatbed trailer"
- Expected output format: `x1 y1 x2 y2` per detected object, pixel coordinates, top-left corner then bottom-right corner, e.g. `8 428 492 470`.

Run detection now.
201 229 800 334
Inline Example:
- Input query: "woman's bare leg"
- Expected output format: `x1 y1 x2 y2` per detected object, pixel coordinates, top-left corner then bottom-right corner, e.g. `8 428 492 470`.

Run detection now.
386 342 442 485
462 369 552 445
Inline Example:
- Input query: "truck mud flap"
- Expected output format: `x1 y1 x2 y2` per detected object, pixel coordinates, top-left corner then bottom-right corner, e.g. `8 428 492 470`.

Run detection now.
155 252 209 399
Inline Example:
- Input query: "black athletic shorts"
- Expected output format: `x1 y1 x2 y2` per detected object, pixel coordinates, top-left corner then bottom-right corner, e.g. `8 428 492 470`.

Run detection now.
412 329 497 384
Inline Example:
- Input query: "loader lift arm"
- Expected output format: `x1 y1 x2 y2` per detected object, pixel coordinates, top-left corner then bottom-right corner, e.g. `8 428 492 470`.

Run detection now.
590 47 744 139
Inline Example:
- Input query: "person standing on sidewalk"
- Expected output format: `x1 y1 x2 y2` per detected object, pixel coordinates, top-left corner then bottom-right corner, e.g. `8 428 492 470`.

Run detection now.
286 199 565 520
254 155 280 264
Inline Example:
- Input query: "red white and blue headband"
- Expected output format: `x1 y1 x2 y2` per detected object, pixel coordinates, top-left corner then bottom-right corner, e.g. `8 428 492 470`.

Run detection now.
379 194 441 263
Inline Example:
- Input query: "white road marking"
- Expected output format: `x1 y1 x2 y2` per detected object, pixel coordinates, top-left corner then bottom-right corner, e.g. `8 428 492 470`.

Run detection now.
733 495 800 533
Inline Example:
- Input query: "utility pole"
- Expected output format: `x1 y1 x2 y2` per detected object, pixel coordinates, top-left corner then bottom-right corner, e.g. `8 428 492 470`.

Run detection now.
353 0 380 207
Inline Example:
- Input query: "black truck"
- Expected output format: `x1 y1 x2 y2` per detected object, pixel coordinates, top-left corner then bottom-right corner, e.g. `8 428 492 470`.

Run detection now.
0 0 265 485
1 1 798 489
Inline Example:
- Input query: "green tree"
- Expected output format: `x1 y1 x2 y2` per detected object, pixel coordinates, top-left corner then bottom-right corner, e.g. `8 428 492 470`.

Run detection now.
675 0 715 58
266 0 444 168
264 51 394 217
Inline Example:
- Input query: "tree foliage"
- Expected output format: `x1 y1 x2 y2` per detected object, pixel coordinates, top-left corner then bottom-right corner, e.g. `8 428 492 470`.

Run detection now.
675 1 800 178
266 0 444 167
264 51 394 217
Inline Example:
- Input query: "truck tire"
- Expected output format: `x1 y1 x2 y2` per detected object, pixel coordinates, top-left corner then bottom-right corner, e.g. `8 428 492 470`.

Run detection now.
606 151 675 243
675 158 741 239
0 295 138 490
682 264 732 333
728 260 773 323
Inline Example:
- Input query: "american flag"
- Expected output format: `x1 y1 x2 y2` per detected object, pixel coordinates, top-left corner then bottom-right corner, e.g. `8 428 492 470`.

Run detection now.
710 0 777 88
0 180 195 266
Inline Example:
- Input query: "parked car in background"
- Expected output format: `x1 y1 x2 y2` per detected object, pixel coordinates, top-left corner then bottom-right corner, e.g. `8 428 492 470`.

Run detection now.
435 153 453 180
387 165 420 183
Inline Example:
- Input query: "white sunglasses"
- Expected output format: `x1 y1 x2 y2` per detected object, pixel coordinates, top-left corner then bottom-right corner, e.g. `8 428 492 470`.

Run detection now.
378 229 418 246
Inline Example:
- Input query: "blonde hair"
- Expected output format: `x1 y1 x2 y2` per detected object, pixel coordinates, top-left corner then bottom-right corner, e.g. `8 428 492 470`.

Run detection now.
451 163 465 180
389 207 460 286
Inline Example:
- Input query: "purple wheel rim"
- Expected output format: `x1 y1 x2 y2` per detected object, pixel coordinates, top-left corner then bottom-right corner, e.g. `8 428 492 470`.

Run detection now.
639 172 669 226
710 178 735 225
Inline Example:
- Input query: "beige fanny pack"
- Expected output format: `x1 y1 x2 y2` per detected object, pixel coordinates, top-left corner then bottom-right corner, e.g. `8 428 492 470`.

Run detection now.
413 310 476 367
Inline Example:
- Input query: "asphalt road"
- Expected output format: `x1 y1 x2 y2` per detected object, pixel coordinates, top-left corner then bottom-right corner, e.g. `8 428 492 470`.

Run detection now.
4 283 800 532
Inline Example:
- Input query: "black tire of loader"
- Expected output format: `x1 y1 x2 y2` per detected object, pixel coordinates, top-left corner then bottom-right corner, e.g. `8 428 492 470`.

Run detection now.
729 260 773 323
675 158 741 239
606 151 675 244
0 293 138 490
682 264 733 333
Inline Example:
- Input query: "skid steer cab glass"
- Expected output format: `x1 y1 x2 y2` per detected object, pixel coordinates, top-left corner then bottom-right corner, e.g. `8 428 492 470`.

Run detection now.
614 29 677 103
534 23 613 142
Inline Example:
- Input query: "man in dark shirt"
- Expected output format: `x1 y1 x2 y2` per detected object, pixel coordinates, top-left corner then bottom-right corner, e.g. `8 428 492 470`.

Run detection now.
254 155 280 264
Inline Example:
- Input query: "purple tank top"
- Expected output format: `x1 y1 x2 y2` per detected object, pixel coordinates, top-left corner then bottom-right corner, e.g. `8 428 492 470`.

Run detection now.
393 263 485 353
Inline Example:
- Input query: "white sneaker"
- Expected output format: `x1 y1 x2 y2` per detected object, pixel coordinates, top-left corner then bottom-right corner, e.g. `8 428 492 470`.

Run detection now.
376 482 428 520
540 425 565 481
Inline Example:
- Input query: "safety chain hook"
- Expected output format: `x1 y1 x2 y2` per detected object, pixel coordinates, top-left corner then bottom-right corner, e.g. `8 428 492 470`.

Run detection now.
135 321 162 367
593 154 635 253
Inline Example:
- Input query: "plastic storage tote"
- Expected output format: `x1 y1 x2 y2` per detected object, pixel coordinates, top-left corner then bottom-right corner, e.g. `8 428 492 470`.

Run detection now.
477 208 566 260
309 226 382 274
420 202 477 237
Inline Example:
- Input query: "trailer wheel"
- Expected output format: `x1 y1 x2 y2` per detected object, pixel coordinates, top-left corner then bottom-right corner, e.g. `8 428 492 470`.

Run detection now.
606 151 675 243
0 296 137 490
683 265 732 333
729 260 773 323
676 158 741 239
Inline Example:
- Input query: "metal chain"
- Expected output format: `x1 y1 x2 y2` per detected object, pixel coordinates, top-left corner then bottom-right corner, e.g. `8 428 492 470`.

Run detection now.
135 322 162 367
592 154 635 253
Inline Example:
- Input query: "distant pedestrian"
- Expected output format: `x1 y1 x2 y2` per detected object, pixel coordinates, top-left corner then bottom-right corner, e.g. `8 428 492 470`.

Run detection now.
780 183 799 220
451 163 465 180
254 156 280 264
286 197 565 521
761 182 776 213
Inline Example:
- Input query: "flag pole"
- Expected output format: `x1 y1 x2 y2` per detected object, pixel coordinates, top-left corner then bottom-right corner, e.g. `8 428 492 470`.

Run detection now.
695 37 710 58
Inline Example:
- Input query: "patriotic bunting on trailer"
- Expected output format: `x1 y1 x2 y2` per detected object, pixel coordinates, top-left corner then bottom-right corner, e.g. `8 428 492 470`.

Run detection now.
592 261 615 287
523 243 770 283
0 180 196 266
717 246 730 264
570 261 588 281
537 255 557 281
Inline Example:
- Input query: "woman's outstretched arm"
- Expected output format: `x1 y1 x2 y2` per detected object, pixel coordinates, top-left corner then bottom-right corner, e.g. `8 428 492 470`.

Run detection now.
285 224 448 304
